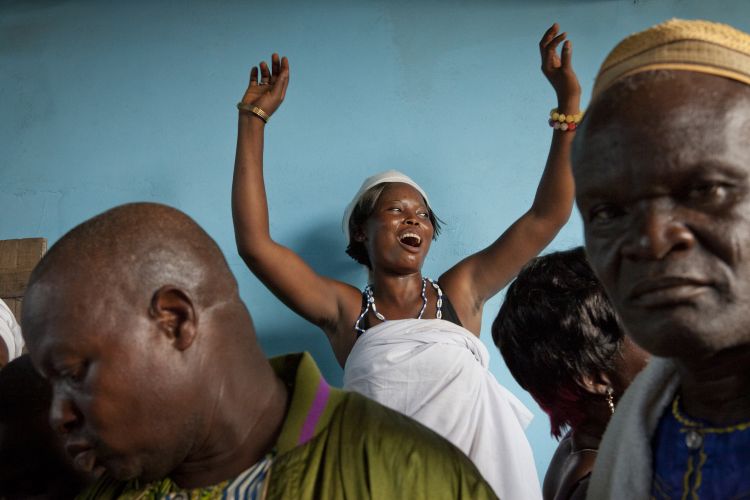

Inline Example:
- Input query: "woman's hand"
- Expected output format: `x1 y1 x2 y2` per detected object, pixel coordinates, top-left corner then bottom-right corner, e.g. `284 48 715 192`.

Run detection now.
540 24 581 112
239 53 290 118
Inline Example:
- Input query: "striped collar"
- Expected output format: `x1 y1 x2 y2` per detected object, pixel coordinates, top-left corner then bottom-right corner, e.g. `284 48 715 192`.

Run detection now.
269 353 346 454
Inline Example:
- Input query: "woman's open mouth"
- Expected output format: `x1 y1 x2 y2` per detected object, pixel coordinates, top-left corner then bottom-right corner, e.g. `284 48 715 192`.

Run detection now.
398 232 422 248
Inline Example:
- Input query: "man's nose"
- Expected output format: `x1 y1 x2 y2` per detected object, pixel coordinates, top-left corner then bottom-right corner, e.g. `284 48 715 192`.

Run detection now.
49 386 81 435
622 200 695 260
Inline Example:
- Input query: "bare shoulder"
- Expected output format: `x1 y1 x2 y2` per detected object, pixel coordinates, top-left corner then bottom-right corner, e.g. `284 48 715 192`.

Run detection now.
320 279 365 366
437 267 482 336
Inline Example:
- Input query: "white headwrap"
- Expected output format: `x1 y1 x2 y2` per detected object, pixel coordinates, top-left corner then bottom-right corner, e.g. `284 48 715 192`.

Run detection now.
342 170 432 245
0 298 24 363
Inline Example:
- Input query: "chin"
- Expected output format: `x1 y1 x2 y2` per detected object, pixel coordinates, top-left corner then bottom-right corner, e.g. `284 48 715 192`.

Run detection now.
102 457 144 482
626 303 750 357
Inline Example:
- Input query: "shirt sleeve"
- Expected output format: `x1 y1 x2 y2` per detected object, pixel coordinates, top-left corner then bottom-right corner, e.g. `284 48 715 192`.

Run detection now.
0 299 24 362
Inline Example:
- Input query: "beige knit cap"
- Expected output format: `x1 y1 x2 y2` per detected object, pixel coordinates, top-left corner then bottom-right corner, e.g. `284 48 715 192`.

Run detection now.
592 19 750 100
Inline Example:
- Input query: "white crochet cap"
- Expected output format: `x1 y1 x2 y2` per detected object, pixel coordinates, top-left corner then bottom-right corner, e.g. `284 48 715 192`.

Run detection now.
342 170 432 245
0 298 24 362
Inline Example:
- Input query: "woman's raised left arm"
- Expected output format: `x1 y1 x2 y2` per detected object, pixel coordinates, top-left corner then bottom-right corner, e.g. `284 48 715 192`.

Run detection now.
440 24 579 334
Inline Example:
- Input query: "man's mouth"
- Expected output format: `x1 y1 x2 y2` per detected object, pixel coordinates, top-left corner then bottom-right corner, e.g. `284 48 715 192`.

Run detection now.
398 232 422 248
66 442 98 474
627 276 712 307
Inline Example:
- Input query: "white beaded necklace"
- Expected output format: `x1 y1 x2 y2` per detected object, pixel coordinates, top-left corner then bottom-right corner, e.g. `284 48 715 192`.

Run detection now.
354 277 443 335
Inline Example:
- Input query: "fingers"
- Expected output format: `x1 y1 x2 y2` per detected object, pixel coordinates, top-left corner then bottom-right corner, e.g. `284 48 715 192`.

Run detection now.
539 23 559 55
542 32 567 71
248 53 288 96
271 53 280 84
272 57 290 101
260 61 271 85
546 32 567 53
561 40 572 68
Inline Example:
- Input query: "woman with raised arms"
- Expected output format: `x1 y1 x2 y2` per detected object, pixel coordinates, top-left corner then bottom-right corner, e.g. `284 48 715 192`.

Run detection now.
232 24 580 500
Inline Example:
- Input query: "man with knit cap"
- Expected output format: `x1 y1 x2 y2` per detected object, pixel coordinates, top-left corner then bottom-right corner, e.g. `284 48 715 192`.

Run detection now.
571 19 750 499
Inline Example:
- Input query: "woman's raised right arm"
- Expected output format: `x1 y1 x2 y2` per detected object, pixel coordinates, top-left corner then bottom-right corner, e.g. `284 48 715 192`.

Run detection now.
232 54 356 330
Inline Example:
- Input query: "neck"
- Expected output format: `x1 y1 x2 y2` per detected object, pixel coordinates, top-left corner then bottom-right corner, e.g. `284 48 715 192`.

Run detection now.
370 271 424 303
571 413 608 451
676 344 750 425
171 347 288 488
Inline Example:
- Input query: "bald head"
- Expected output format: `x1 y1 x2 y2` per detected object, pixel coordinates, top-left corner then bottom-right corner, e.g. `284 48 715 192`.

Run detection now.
26 203 238 316
19 203 268 482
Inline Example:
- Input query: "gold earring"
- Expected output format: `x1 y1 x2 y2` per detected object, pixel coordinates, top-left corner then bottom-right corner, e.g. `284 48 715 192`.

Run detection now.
606 387 615 415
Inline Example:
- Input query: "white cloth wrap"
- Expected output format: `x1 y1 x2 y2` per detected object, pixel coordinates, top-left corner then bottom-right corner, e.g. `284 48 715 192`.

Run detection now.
342 170 432 245
344 318 542 500
0 298 24 362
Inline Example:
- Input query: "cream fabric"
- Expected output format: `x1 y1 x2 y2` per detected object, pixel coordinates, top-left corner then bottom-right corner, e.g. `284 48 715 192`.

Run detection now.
344 318 541 500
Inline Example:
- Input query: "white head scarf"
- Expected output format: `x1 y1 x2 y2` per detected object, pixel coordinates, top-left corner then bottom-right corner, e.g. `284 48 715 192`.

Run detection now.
0 298 24 363
342 170 432 245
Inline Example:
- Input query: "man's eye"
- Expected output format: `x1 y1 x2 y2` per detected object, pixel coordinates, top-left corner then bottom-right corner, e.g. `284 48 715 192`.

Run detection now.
417 211 429 218
62 363 88 384
687 183 729 203
589 204 623 223
388 207 402 212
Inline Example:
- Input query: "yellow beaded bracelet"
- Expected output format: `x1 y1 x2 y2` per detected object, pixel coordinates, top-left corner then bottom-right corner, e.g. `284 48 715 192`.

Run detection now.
550 108 584 124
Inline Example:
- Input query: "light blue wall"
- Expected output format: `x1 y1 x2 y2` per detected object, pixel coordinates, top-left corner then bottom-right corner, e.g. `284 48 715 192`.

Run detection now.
3 0 749 481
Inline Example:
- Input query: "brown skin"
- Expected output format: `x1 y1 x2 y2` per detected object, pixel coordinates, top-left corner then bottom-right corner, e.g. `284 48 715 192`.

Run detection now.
22 204 288 488
544 337 649 500
573 71 750 425
0 339 7 367
233 24 577 366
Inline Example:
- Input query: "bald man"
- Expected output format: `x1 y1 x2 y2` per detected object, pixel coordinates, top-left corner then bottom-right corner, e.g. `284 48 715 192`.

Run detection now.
571 20 750 499
20 202 496 499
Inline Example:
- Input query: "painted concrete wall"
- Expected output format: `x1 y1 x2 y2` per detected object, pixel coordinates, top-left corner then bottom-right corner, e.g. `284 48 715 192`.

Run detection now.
3 0 749 481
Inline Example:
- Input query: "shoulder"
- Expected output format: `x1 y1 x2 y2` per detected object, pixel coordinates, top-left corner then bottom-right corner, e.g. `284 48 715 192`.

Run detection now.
587 357 679 499
74 476 129 500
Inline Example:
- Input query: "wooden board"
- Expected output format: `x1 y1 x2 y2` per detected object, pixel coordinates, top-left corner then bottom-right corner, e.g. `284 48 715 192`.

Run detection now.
3 298 22 323
0 238 46 322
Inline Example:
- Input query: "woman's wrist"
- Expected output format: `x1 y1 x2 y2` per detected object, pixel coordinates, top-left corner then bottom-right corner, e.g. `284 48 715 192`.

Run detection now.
239 112 267 133
557 95 581 115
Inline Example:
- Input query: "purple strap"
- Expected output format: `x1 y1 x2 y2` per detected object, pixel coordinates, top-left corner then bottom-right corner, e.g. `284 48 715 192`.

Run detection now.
298 379 330 445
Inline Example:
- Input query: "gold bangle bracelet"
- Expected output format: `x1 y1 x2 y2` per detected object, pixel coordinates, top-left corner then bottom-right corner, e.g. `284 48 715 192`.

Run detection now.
237 103 270 123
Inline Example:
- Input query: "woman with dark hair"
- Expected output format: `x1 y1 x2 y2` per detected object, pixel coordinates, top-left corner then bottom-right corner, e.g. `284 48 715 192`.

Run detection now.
232 24 580 499
492 247 649 500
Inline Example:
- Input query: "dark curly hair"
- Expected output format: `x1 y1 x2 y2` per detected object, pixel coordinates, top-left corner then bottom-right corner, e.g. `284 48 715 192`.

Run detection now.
492 247 625 439
345 183 442 269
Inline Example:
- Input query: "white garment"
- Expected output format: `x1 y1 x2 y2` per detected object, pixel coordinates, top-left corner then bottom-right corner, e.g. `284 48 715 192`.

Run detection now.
586 357 679 500
344 318 542 500
0 298 24 362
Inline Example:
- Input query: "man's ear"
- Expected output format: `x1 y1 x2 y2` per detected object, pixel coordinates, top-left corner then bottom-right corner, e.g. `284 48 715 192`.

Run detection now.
577 370 613 397
149 286 197 351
